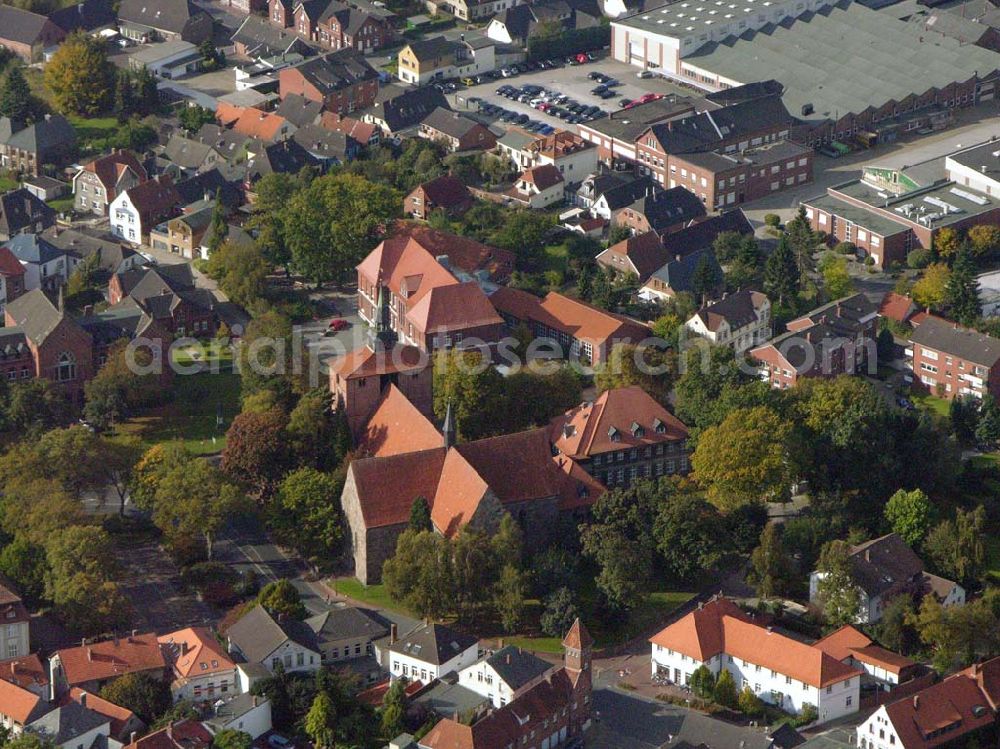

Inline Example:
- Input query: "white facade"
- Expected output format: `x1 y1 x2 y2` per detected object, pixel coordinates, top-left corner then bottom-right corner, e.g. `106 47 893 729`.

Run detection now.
457 659 552 708
386 644 479 684
109 191 143 244
207 699 272 739
685 299 771 353
0 618 29 661
259 639 321 675
170 666 239 703
946 153 1000 196
398 41 496 86
856 706 901 749
650 644 860 724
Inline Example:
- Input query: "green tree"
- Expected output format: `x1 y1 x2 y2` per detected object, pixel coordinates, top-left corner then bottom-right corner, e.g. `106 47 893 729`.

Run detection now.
432 349 506 441
258 579 307 619
379 679 406 738
44 525 115 600
178 104 215 133
205 240 271 312
651 487 724 583
725 236 762 290
113 69 133 123
284 173 399 285
44 32 114 115
271 467 345 564
968 224 1000 257
924 507 985 586
749 523 790 598
286 389 348 471
934 226 961 258
737 686 763 716
540 587 578 638
5 734 56 749
0 66 39 123
876 595 917 655
912 263 951 310
304 691 336 749
595 343 675 406
99 672 172 723
816 540 860 628
408 497 432 532
714 668 737 707
0 537 46 605
491 211 555 271
691 252 722 303
689 665 716 700
211 730 253 749
494 563 526 633
763 235 800 308
49 571 130 635
884 489 932 546
382 529 452 619
246 173 301 269
691 406 793 511
945 248 981 325
877 326 895 365
221 408 290 500
819 252 853 300
976 393 1000 448
206 190 229 255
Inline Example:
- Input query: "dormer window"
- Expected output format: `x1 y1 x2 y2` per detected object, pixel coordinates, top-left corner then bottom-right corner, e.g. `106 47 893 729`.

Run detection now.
653 418 666 433
631 421 644 438
608 426 620 442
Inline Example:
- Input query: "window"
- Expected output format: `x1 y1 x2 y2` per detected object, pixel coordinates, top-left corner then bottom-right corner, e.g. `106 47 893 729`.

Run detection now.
57 352 76 382
5 642 15 658
296 652 304 666
846 695 853 707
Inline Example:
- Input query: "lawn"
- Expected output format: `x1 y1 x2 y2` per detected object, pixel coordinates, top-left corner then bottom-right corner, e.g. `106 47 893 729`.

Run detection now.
588 590 696 647
911 390 950 419
171 340 235 368
47 196 75 214
0 174 18 193
114 370 241 455
331 578 402 612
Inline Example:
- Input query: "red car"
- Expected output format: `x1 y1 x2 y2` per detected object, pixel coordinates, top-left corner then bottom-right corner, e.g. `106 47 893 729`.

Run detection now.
636 93 664 104
575 53 589 64
328 318 350 331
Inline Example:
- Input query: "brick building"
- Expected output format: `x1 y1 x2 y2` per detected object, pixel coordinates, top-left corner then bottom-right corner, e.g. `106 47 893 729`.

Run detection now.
291 0 394 52
0 115 77 178
278 51 380 114
109 264 216 338
908 316 1000 400
577 96 698 166
549 386 690 490
750 294 878 388
72 150 148 216
405 175 473 219
613 185 706 235
417 108 496 152
0 6 66 63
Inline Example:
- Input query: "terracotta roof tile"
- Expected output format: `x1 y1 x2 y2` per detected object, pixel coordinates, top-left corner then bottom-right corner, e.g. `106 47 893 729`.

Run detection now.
350 448 447 529
0 654 48 692
391 221 513 281
215 102 246 127
63 688 138 737
812 624 872 662
596 231 666 280
357 236 457 309
82 150 147 194
521 164 563 191
158 627 234 679
408 176 472 211
879 291 918 324
360 384 441 457
455 428 565 505
231 109 292 141
562 619 592 651
328 343 428 380
408 282 503 335
0 677 43 724
126 719 213 749
884 672 995 749
430 449 490 537
54 633 166 687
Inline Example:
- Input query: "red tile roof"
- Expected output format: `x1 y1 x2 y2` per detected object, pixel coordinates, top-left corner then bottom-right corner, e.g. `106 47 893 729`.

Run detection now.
349 448 448 529
126 720 213 749
813 625 915 675
54 633 166 686
550 386 687 458
455 428 566 505
63 688 139 737
597 230 666 280
562 618 592 651
409 176 472 211
82 150 147 194
430 449 490 538
0 677 43 724
409 282 504 336
0 246 24 277
125 176 180 221
650 597 861 688
360 384 442 457
521 164 563 191
0 654 47 692
318 112 378 144
158 627 234 679
879 292 918 324
883 672 995 749
328 343 428 381
215 102 246 127
391 221 514 281
231 108 291 141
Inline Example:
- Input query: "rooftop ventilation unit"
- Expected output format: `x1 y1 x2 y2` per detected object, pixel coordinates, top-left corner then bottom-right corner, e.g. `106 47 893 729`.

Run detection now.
950 187 989 206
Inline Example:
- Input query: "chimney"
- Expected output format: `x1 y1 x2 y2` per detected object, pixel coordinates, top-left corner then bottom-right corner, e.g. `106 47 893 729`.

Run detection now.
167 724 173 740
80 691 87 708
10 662 15 675
390 624 398 644
865 549 870 562
913 695 920 710
506 653 511 665
180 642 188 656
130 733 137 744
87 648 93 662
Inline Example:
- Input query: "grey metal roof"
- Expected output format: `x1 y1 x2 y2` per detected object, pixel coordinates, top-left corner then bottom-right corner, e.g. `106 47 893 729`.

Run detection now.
910 315 1000 367
388 623 477 666
684 0 1000 123
485 646 551 690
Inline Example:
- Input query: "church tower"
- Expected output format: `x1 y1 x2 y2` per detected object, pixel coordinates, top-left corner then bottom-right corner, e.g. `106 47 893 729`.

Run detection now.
562 618 592 675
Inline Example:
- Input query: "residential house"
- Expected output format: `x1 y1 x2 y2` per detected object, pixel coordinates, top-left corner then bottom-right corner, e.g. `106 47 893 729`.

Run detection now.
117 0 213 43
419 621 592 749
110 176 182 244
507 130 598 182
596 231 668 282
589 175 660 221
60 689 145 744
0 6 65 63
0 246 25 312
650 596 861 723
856 657 1000 749
418 108 496 153
813 626 919 688
278 50 379 114
108 264 216 337
0 655 49 698
0 115 77 178
26 699 111 749
659 207 754 250
361 85 449 137
49 634 167 695
305 607 388 663
149 204 214 259
318 112 380 147
486 0 600 46
686 289 772 353
229 109 297 143
0 679 47 735
291 0 394 52
274 94 325 128
225 605 322 675
750 293 879 389
202 694 272 740
49 0 117 34
231 15 315 59
405 175 473 219
422 0 520 23
908 316 1000 400
809 533 965 624
158 628 237 704
382 623 479 683
72 150 148 216
341 393 595 583
457 646 554 709
43 228 145 284
161 135 224 178
328 344 434 441
614 185 706 236
124 720 213 749
397 35 496 87
3 234 71 293
292 123 361 166
489 287 650 365
355 234 504 352
879 291 920 327
549 385 689 490
0 580 30 661
509 164 564 208
243 140 322 193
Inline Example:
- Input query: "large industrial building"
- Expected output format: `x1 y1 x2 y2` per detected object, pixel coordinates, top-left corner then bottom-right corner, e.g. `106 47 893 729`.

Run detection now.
612 0 1000 144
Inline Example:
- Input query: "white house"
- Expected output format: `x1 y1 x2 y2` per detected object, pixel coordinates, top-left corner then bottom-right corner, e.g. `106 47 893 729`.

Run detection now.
0 680 46 735
650 597 861 725
813 625 917 689
685 289 771 354
381 623 479 684
109 176 179 245
159 627 238 703
27 700 112 749
856 659 1000 749
458 646 554 708
809 533 964 625
203 694 273 740
3 234 70 292
226 605 322 677
498 130 598 182
511 164 564 209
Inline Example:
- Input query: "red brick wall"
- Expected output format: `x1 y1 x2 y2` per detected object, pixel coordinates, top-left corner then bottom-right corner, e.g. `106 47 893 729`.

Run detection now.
269 0 292 27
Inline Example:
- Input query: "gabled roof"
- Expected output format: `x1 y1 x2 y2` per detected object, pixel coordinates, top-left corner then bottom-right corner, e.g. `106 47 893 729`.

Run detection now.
28 701 108 743
292 123 351 160
53 633 166 687
226 605 320 663
126 719 212 749
599 175 659 211
245 139 320 183
0 678 46 725
846 533 926 598
163 134 218 169
231 14 314 58
349 447 448 529
521 164 564 191
551 386 687 458
359 383 441 457
122 176 181 220
405 34 459 61
0 654 48 692
409 175 472 210
230 109 293 142
158 627 235 679
78 150 148 193
305 606 389 644
430 447 491 537
0 6 57 45
650 597 861 688
0 189 56 237
485 646 552 690
366 86 449 132
274 93 324 129
318 112 378 143
4 233 64 265
4 115 76 154
390 221 511 281
625 186 706 233
4 289 73 346
910 316 1000 368
879 291 918 324
692 289 769 333
388 622 477 666
62 688 141 738
49 0 116 33
421 107 483 140
288 49 378 94
883 668 996 749
596 230 665 280
118 0 206 33
643 248 722 296
328 342 426 380
660 210 754 257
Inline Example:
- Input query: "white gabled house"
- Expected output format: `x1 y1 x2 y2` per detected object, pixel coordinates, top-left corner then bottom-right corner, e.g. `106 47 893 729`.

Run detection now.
650 596 861 725
380 622 479 684
457 645 554 708
225 605 322 676
685 289 772 354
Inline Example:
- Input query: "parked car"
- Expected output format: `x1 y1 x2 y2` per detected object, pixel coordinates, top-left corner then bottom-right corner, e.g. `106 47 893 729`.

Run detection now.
268 736 292 749
637 69 654 78
619 98 633 108
575 52 589 63
598 90 615 99
460 77 476 86
817 144 841 158
328 318 350 331
588 71 603 81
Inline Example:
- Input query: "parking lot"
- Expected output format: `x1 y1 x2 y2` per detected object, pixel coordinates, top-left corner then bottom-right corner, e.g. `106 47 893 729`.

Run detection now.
452 55 699 132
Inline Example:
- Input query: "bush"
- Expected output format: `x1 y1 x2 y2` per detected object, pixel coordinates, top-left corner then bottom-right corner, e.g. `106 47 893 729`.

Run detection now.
865 256 875 266
764 214 781 228
737 686 764 717
689 665 716 700
907 248 932 269
793 703 819 727
834 241 856 255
